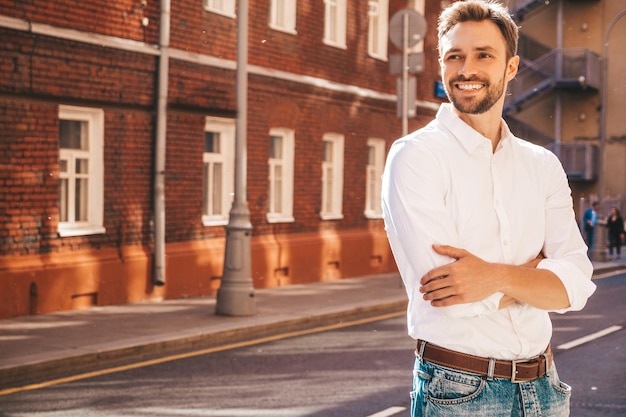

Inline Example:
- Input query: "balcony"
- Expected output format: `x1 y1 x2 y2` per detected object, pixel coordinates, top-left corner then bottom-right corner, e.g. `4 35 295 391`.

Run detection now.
505 48 601 113
549 142 598 181
504 0 601 21
505 115 554 147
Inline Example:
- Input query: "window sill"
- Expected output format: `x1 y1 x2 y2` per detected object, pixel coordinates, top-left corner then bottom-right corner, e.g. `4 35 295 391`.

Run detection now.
267 215 295 224
364 211 383 219
58 225 106 237
269 24 297 35
202 217 229 227
323 39 347 50
368 52 388 62
320 213 344 221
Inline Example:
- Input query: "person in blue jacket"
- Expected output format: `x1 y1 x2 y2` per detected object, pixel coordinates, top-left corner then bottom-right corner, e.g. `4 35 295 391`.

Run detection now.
582 201 598 256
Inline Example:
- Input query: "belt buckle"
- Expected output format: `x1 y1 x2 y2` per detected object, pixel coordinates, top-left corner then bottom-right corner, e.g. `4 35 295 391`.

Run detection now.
510 359 526 383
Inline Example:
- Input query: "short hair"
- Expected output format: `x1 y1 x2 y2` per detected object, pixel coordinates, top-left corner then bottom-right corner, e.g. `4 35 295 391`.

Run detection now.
438 0 519 62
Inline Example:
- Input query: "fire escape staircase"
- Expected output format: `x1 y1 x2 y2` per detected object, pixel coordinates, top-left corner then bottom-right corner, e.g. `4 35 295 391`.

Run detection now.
503 0 602 180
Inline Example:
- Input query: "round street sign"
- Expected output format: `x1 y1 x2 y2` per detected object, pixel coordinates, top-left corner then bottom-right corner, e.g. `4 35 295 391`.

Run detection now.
389 9 427 49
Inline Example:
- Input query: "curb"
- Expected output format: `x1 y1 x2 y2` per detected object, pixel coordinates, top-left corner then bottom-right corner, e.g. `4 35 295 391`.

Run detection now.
593 265 626 277
0 299 407 390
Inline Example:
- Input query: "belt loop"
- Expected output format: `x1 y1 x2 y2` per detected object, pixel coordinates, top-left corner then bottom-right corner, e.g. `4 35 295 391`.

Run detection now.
542 352 551 377
487 358 495 381
418 340 427 364
543 344 552 377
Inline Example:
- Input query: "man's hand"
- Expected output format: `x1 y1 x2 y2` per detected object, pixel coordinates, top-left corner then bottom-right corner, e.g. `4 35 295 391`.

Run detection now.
419 245 545 308
419 244 503 307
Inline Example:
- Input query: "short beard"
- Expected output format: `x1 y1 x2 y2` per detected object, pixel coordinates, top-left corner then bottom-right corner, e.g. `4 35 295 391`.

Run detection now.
447 74 506 115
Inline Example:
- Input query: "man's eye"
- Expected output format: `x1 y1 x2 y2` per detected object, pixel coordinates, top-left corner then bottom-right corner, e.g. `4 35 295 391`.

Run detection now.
478 53 492 58
446 55 461 60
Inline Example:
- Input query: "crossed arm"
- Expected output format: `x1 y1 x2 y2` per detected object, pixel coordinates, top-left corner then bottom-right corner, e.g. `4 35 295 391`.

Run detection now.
419 244 571 311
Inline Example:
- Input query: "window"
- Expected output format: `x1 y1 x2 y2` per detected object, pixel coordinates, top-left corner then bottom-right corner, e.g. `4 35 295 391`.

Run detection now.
321 133 344 219
203 117 235 226
203 0 235 18
267 128 295 223
323 0 347 48
269 0 297 34
368 0 388 60
58 105 105 237
365 138 385 218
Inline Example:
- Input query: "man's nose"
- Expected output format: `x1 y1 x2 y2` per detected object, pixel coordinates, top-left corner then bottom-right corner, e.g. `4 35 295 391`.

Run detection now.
458 58 478 77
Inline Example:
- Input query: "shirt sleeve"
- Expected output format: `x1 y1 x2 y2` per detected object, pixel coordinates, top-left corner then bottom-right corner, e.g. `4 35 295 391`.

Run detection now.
537 151 596 313
382 138 503 318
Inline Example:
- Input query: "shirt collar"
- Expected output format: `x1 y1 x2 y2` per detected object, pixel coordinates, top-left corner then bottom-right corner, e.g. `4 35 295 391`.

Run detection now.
436 103 513 154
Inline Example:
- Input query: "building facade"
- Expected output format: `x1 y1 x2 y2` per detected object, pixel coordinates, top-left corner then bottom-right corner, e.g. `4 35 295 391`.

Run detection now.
502 0 626 223
0 0 443 318
2 0 624 319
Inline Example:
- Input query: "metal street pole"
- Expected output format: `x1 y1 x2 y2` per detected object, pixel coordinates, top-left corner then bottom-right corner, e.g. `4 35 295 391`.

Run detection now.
593 8 626 262
401 11 409 136
215 0 255 316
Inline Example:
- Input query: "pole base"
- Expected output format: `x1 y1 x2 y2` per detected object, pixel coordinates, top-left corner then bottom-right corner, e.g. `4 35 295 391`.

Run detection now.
215 285 255 316
591 227 609 262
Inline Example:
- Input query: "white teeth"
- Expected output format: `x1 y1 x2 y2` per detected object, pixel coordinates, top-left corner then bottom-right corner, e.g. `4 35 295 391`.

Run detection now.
457 83 483 90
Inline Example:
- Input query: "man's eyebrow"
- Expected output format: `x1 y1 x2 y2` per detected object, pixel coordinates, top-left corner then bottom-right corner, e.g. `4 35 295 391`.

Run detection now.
475 46 498 53
443 45 499 55
443 47 462 55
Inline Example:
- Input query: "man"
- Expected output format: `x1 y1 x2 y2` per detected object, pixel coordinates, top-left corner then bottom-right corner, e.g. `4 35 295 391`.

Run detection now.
381 1 596 416
582 201 598 257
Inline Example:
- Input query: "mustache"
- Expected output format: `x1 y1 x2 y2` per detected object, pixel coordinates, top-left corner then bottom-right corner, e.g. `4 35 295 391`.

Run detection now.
450 75 489 84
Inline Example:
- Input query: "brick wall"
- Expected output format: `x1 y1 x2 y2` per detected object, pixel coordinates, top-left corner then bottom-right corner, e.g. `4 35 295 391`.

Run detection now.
0 101 59 255
0 0 159 43
0 25 157 256
0 0 445 316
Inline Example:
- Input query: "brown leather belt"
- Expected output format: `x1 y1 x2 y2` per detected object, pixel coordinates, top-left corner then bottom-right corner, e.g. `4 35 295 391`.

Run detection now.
416 340 552 383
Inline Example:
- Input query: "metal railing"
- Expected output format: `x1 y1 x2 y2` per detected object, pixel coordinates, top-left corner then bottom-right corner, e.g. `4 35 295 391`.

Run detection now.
505 48 600 111
550 142 598 181
518 33 552 64
505 115 554 147
501 0 546 19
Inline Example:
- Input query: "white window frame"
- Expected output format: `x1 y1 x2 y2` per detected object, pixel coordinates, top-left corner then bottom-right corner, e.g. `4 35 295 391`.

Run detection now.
269 0 297 34
367 0 389 60
202 117 235 226
365 138 385 219
320 133 344 220
58 105 105 237
323 0 347 49
203 0 236 18
267 128 295 223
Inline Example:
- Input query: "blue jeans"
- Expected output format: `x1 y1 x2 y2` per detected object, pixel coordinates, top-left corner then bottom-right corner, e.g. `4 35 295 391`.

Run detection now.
410 357 571 417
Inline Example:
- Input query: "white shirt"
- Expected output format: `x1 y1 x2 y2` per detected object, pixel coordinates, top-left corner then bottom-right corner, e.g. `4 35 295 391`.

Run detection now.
382 104 596 360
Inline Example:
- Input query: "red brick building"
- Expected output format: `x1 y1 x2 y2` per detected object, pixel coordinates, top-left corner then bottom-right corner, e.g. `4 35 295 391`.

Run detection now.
0 0 443 318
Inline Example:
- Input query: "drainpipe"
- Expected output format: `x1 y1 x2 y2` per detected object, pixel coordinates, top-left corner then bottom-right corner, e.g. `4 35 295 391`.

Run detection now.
553 0 563 159
593 8 626 262
153 0 171 286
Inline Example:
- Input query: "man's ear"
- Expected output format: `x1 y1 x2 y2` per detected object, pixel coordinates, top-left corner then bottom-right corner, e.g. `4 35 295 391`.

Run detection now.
506 55 520 82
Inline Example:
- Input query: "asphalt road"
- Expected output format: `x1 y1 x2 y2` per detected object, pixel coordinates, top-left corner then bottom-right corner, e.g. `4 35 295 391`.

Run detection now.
0 273 623 417
550 272 626 417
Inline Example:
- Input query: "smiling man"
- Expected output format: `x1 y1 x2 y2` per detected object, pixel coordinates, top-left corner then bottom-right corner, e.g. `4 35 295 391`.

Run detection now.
381 1 596 416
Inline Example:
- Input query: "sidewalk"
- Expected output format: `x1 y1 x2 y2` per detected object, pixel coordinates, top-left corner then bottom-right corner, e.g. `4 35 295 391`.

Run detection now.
0 273 407 390
1 259 625 391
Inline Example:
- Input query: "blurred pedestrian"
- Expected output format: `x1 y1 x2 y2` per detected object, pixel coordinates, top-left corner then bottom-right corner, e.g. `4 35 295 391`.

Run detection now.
381 1 596 416
606 207 624 261
582 201 598 257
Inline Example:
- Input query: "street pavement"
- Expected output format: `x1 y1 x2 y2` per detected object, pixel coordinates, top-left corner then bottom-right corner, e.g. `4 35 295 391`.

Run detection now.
1 258 625 391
